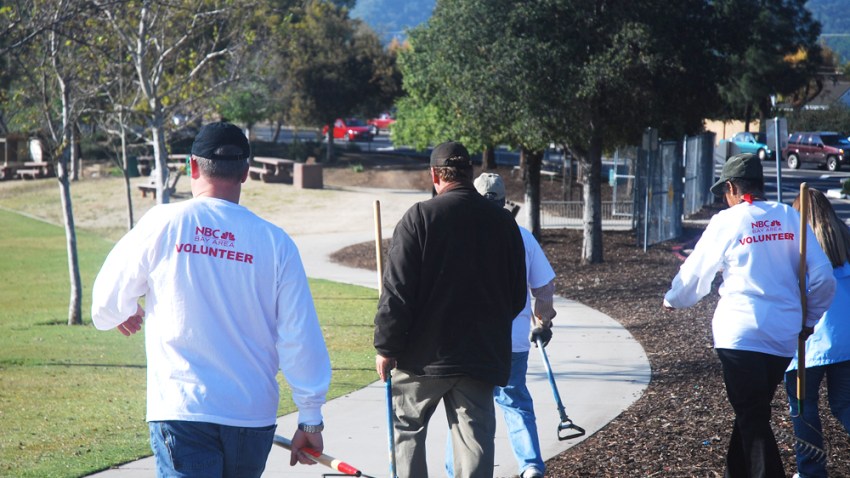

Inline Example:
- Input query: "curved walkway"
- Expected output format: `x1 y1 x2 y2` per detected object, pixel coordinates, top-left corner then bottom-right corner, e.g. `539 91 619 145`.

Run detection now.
89 186 650 478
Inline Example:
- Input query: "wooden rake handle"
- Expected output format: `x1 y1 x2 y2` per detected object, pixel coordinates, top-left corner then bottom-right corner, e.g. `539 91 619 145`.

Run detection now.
797 182 809 412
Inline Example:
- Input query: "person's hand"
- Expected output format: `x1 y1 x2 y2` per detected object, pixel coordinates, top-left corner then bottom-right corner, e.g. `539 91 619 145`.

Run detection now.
375 355 396 382
289 429 323 466
529 318 553 347
117 305 145 336
799 326 815 341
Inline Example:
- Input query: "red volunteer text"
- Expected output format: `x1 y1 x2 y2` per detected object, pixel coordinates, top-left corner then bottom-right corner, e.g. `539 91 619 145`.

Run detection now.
738 232 794 245
176 244 254 263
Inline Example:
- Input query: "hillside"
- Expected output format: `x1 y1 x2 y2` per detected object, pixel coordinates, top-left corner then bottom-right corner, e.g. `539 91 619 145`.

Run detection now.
808 0 850 62
352 0 850 64
350 0 436 45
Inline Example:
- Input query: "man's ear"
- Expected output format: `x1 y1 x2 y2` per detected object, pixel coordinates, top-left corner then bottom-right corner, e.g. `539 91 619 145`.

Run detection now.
189 157 200 180
430 167 439 185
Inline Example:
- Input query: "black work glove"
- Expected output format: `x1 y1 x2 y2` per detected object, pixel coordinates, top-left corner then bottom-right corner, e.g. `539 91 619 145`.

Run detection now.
529 325 553 348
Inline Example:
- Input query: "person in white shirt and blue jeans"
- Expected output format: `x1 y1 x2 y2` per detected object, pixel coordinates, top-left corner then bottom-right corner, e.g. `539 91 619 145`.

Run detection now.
92 122 332 477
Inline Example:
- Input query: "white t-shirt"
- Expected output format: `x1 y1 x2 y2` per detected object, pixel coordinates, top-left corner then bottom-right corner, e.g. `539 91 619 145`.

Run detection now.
92 197 331 427
512 226 556 353
664 200 835 357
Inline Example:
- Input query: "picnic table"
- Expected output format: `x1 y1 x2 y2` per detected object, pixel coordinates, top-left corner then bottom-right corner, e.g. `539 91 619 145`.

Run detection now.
137 154 187 176
138 168 183 199
249 156 295 183
15 161 55 180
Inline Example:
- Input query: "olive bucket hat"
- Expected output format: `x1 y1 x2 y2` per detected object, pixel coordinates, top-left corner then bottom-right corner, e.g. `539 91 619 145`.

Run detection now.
710 153 763 196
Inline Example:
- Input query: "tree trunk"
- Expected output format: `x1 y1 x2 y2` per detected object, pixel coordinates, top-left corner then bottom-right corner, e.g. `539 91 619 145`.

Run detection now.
272 121 282 143
523 147 543 241
70 122 81 181
482 145 496 170
150 107 170 204
581 134 604 264
120 119 134 230
58 87 82 325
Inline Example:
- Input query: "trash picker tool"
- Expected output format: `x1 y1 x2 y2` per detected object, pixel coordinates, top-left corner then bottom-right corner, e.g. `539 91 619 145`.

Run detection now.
273 435 372 477
535 337 586 440
374 200 398 478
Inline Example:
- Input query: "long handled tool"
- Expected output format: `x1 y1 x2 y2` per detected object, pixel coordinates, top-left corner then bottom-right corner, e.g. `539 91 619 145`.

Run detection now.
535 337 586 440
273 435 371 477
374 200 398 478
797 182 809 416
792 183 828 464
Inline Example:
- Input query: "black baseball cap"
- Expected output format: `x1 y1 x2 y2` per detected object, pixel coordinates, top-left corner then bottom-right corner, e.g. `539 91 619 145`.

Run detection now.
191 122 251 161
430 141 471 168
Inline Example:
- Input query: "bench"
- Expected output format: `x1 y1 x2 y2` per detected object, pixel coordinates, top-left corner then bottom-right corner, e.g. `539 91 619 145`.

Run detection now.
248 165 271 182
138 169 183 199
15 162 54 180
17 168 43 180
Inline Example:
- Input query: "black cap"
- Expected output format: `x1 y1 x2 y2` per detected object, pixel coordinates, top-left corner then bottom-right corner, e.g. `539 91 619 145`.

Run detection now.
430 141 471 168
710 153 763 196
191 122 251 161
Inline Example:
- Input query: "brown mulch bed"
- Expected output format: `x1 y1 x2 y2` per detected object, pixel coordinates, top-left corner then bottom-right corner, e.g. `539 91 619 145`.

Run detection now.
328 154 850 477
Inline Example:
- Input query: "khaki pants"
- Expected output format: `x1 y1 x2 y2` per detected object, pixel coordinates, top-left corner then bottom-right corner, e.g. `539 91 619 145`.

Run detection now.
392 369 496 478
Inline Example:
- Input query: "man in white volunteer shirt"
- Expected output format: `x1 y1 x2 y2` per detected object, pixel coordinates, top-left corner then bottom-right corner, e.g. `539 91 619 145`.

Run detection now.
663 153 835 478
92 122 331 477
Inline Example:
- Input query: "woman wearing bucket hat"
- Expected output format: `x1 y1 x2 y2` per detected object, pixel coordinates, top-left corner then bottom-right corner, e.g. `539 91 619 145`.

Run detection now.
663 153 836 477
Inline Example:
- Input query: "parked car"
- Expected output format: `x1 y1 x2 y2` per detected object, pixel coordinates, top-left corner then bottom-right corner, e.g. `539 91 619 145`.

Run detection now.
367 112 396 134
782 132 849 171
719 132 772 161
322 118 374 141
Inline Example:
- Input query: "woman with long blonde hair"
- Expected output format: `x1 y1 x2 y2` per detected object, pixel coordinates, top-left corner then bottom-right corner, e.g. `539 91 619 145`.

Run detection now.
787 188 850 478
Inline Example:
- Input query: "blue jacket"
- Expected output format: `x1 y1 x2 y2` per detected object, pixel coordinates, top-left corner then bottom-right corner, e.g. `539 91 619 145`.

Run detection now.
789 262 850 370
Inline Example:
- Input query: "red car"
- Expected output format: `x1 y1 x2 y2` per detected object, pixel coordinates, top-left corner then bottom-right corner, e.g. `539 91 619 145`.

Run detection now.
367 112 396 133
322 118 374 141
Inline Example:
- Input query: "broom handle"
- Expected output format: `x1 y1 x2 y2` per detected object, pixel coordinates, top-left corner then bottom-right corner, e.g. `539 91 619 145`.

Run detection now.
797 183 809 414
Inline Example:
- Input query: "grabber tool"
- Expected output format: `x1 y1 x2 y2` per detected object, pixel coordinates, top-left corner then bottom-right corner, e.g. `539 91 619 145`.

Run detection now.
535 337 586 440
273 435 373 477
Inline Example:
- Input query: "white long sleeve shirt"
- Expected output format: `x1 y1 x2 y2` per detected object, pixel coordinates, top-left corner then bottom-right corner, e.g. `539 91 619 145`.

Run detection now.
92 197 331 427
664 200 835 357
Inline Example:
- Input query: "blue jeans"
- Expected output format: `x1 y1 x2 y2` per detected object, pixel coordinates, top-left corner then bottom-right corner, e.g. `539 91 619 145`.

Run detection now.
785 361 850 478
446 351 544 477
149 421 276 478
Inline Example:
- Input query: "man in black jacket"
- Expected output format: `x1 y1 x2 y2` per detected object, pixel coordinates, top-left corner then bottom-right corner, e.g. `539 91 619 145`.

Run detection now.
374 141 527 477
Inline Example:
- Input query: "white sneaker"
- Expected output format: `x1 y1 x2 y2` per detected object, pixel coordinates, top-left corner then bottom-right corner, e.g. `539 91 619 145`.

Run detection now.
521 467 543 478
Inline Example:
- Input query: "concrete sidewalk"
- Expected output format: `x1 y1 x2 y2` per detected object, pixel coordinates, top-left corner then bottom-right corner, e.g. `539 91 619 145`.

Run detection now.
88 188 651 478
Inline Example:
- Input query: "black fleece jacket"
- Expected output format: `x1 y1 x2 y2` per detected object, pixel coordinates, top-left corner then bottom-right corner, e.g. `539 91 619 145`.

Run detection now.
373 182 526 387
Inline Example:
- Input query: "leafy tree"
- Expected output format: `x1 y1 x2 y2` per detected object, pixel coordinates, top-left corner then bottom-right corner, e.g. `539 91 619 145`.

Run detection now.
280 0 401 162
1 0 110 324
396 0 724 262
787 104 850 132
714 0 823 130
95 0 254 204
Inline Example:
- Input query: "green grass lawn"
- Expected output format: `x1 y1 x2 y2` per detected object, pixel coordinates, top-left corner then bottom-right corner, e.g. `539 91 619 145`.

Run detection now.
0 208 378 478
